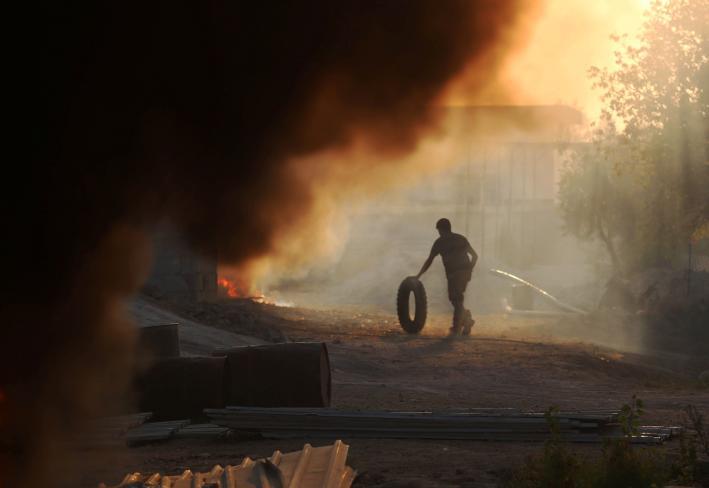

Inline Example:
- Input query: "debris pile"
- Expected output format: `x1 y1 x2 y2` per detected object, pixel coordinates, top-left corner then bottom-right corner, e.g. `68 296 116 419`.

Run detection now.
206 407 681 444
150 296 289 343
101 440 355 488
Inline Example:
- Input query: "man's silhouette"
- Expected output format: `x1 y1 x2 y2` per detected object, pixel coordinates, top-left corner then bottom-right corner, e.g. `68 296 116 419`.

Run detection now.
416 218 477 336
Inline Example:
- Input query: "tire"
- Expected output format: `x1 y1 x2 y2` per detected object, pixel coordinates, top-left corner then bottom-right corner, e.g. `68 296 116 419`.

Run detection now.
397 277 427 334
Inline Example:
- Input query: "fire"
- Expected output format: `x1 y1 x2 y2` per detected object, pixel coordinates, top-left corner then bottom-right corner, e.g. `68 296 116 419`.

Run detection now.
217 276 294 307
217 276 248 298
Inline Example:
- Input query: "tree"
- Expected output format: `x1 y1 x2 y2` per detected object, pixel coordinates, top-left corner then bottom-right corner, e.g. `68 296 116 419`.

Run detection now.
559 0 709 274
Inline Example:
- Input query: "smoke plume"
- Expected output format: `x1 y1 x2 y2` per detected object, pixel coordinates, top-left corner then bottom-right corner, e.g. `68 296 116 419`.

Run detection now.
3 1 533 485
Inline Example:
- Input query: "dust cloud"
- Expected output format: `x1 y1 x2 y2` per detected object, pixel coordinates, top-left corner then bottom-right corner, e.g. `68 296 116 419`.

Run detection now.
241 0 657 300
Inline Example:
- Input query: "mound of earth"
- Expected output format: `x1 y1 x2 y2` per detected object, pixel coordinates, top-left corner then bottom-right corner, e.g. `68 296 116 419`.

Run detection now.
130 296 269 356
139 294 289 343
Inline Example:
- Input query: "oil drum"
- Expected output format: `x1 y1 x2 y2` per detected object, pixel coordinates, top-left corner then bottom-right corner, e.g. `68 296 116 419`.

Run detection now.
136 356 225 420
215 342 331 407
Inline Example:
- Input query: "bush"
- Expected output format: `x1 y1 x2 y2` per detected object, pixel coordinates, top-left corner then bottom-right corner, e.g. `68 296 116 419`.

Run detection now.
502 398 686 488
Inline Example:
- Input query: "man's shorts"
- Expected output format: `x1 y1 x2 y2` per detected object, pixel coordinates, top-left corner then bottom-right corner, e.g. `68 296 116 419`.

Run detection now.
447 267 472 303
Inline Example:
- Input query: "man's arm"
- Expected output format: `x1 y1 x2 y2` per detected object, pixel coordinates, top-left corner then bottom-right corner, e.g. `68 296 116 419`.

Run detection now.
416 241 439 279
415 252 435 279
466 240 478 268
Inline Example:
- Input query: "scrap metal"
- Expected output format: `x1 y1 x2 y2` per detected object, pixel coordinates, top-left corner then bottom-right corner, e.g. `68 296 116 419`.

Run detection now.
489 268 588 314
101 440 356 488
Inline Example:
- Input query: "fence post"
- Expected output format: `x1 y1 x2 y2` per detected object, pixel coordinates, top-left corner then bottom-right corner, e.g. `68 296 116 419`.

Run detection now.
687 241 692 296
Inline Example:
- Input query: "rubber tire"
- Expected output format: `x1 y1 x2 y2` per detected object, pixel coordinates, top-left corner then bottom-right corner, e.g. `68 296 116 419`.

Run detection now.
397 277 427 334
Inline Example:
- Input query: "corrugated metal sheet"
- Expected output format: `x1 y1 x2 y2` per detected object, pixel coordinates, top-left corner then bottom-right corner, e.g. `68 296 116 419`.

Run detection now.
101 440 355 488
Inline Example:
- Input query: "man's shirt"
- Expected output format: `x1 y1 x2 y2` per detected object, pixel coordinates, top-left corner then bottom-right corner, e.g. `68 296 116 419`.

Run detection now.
430 232 475 277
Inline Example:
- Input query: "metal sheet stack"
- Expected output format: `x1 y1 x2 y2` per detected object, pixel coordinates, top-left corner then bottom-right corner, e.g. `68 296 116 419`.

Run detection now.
174 423 232 440
125 419 191 445
205 407 679 444
75 413 232 448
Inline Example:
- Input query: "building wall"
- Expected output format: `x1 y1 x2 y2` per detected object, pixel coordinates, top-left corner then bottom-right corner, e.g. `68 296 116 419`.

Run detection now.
282 107 595 311
144 226 217 301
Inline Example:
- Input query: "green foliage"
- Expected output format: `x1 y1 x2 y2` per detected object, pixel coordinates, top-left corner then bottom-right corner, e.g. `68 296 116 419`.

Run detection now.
539 406 581 487
676 427 699 483
684 404 709 458
596 437 669 488
674 404 709 483
559 0 709 273
502 397 686 488
503 407 581 488
618 394 644 436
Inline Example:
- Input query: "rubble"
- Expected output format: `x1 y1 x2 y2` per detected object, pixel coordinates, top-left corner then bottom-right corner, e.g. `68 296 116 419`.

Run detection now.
145 294 289 343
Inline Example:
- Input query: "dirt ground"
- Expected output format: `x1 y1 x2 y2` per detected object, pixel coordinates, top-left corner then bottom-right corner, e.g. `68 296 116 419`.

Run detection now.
76 301 709 488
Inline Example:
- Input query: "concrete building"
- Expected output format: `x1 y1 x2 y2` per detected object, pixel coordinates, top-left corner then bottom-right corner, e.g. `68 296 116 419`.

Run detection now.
143 225 218 301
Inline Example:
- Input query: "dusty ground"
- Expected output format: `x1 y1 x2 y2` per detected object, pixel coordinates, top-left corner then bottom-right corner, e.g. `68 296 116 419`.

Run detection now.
75 300 709 487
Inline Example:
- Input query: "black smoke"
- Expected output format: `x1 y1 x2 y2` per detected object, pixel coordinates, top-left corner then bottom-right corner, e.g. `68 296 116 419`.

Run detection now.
2 1 530 485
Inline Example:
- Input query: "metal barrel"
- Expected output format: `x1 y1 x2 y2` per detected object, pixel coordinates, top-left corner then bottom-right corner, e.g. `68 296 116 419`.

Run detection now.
138 323 180 358
215 342 331 408
136 356 226 420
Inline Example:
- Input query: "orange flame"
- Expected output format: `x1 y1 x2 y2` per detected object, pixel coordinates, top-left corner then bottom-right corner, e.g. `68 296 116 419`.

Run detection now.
217 276 248 298
216 275 293 307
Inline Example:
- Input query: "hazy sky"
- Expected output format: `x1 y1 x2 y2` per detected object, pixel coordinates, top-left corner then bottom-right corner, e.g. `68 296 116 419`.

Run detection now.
447 0 650 120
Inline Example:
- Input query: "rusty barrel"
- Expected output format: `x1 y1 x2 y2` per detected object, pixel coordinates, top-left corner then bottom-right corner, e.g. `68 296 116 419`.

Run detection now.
138 323 180 358
136 356 225 420
216 342 331 407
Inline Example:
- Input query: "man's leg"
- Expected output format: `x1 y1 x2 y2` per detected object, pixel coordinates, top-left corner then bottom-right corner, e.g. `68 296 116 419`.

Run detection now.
462 309 474 336
448 275 465 336
460 269 474 335
451 298 465 335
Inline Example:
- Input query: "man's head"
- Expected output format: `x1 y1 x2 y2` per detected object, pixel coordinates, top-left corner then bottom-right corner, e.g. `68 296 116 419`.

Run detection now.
436 218 452 236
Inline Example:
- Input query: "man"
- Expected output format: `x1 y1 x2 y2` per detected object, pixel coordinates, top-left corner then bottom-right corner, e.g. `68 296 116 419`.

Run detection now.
416 218 477 336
